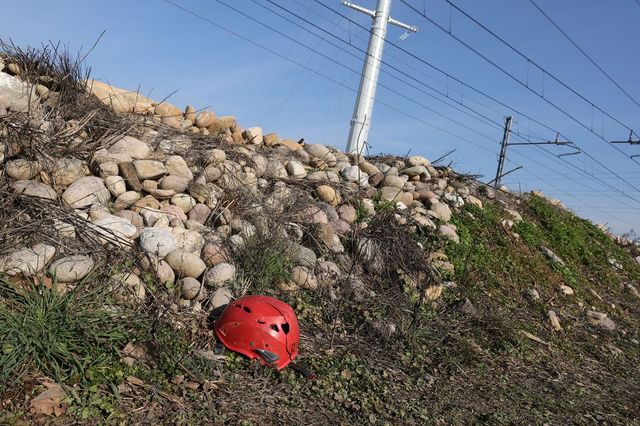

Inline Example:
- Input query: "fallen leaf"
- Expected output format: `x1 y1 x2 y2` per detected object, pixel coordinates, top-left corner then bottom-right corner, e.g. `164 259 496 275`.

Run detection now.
29 382 66 417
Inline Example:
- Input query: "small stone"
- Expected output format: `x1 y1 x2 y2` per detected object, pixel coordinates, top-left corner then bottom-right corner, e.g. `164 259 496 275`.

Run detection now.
5 159 41 180
133 160 167 180
105 175 126 197
340 165 369 187
315 185 341 207
429 202 452 222
195 111 216 129
439 224 459 243
383 175 406 189
188 203 211 224
548 310 562 331
165 155 193 180
62 176 110 208
0 244 56 276
337 204 356 223
52 158 88 187
540 246 565 266
203 263 236 287
112 272 145 303
49 255 94 283
559 285 574 295
171 194 196 213
291 244 317 267
118 162 143 192
210 287 233 309
139 227 177 258
292 266 318 290
184 105 196 121
402 165 429 178
12 180 57 201
407 155 430 167
586 310 616 331
165 249 207 278
181 277 203 300
528 288 540 301
243 126 263 144
107 135 149 159
298 204 329 224
114 191 141 210
286 160 307 177
316 223 344 253
202 243 229 267
455 298 477 316
159 175 189 193
92 215 137 246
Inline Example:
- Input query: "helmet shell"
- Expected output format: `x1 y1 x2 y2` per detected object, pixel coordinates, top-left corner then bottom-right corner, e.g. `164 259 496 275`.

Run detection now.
214 295 300 370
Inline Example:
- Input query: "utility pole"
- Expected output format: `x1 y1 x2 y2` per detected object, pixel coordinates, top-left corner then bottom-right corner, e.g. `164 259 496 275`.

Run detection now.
493 116 512 188
343 0 417 155
491 117 576 187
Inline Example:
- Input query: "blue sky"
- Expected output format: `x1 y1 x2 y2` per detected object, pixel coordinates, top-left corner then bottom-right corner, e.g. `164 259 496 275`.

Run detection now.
2 0 640 233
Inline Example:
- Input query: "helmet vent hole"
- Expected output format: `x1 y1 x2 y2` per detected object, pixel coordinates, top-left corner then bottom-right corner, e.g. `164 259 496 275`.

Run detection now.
270 324 279 332
281 323 290 334
257 320 266 324
243 306 252 313
234 304 242 309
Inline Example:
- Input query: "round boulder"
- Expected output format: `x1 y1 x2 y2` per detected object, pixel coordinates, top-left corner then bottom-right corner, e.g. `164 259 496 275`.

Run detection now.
49 255 94 282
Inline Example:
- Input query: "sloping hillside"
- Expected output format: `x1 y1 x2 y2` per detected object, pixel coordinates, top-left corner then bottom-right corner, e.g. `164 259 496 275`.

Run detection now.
1 43 639 425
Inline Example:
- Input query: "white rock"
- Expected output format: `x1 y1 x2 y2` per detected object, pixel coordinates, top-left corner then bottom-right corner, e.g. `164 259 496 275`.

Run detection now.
407 155 430 167
210 287 233 309
133 160 167 180
12 180 57 200
0 72 38 112
104 176 126 197
140 208 166 227
181 277 203 300
286 160 307 177
171 227 204 255
305 144 330 158
340 165 369 187
429 202 452 222
165 249 207 278
98 161 119 178
5 159 41 180
92 215 137 246
439 224 459 243
49 255 94 282
0 244 55 276
165 155 193 180
203 263 236 287
107 135 150 159
114 191 141 210
62 176 110 208
171 194 196 213
139 227 177 258
243 127 263 144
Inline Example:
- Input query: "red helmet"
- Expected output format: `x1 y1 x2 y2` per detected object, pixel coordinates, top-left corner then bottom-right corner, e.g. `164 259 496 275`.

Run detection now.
214 295 300 370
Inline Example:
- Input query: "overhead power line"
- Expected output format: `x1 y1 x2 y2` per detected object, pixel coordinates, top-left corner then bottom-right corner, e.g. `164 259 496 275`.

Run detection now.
257 0 504 131
162 0 640 220
528 0 640 111
399 0 640 169
314 0 640 194
160 0 498 155
211 0 502 145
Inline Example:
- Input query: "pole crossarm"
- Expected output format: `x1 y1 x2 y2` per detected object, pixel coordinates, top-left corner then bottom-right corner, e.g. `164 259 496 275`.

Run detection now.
611 130 640 145
342 1 418 31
